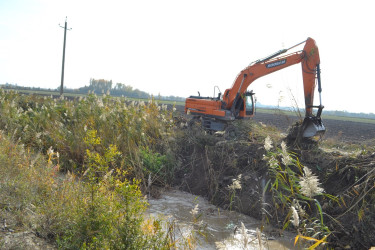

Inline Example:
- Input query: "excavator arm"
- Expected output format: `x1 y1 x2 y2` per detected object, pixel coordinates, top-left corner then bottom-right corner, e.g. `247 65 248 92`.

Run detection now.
223 37 322 117
185 37 325 138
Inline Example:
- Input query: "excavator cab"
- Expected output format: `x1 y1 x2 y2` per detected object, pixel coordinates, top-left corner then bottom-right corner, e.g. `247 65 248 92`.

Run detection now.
245 91 255 117
233 90 255 119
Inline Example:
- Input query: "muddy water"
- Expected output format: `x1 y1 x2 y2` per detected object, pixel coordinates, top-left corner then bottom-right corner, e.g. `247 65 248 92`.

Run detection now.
147 190 297 249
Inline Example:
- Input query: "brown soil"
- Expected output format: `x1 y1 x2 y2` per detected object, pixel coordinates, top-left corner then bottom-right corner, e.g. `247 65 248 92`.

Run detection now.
252 111 375 143
172 113 375 249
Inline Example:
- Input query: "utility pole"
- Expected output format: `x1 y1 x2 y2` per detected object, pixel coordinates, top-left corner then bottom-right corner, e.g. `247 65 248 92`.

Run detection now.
59 17 72 96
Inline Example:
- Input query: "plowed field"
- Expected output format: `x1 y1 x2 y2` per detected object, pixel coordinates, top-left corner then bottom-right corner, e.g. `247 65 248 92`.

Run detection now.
252 111 375 143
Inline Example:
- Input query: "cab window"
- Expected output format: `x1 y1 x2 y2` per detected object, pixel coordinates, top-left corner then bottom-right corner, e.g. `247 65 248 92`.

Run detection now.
245 95 254 116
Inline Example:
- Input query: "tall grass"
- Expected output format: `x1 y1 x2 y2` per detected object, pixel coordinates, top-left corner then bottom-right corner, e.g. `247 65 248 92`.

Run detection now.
0 89 176 184
262 136 337 248
0 89 185 248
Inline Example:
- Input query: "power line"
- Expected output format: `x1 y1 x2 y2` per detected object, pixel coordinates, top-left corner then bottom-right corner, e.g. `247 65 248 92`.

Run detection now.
59 17 72 96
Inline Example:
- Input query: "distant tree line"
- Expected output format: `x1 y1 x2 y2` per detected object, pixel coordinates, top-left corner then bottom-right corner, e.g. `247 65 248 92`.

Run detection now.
73 79 150 99
1 82 56 92
1 79 185 102
323 110 375 120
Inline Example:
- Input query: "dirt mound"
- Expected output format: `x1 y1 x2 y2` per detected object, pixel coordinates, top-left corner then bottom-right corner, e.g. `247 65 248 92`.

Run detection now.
173 119 276 218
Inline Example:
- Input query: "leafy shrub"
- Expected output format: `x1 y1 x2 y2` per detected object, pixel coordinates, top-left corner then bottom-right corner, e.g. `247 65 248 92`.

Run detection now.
140 146 175 185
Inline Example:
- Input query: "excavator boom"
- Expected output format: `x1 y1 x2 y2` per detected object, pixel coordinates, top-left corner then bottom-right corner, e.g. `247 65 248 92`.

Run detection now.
185 37 326 139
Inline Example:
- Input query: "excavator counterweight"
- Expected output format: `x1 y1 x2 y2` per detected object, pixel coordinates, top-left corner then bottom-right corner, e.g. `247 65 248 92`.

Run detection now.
185 37 326 139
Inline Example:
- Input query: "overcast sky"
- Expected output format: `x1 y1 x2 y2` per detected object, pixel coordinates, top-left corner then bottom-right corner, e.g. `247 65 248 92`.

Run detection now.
1 0 374 113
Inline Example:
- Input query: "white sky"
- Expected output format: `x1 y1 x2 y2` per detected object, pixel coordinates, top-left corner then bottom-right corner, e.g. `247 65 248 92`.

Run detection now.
0 0 374 113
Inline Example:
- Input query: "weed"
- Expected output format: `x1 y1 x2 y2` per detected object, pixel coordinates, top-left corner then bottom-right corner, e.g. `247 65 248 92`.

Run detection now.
227 174 242 211
140 146 174 185
262 136 333 248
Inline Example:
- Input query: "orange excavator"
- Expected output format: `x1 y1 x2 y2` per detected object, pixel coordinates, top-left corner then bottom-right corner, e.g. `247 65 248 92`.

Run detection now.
184 37 325 138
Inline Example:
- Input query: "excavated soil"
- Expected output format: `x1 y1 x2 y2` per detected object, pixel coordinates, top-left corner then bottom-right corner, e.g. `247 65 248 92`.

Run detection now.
172 113 375 249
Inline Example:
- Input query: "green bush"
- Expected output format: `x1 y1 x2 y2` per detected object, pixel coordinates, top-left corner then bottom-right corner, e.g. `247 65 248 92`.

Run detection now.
140 146 175 185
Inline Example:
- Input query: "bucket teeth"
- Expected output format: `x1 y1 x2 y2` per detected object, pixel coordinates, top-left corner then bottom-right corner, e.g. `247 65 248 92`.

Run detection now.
302 116 326 138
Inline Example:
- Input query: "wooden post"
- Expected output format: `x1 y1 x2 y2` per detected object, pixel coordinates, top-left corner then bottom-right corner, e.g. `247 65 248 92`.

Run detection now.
59 17 71 96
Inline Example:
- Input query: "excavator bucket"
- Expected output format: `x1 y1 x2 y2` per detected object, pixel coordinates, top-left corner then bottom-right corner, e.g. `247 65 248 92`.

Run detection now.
302 116 326 138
